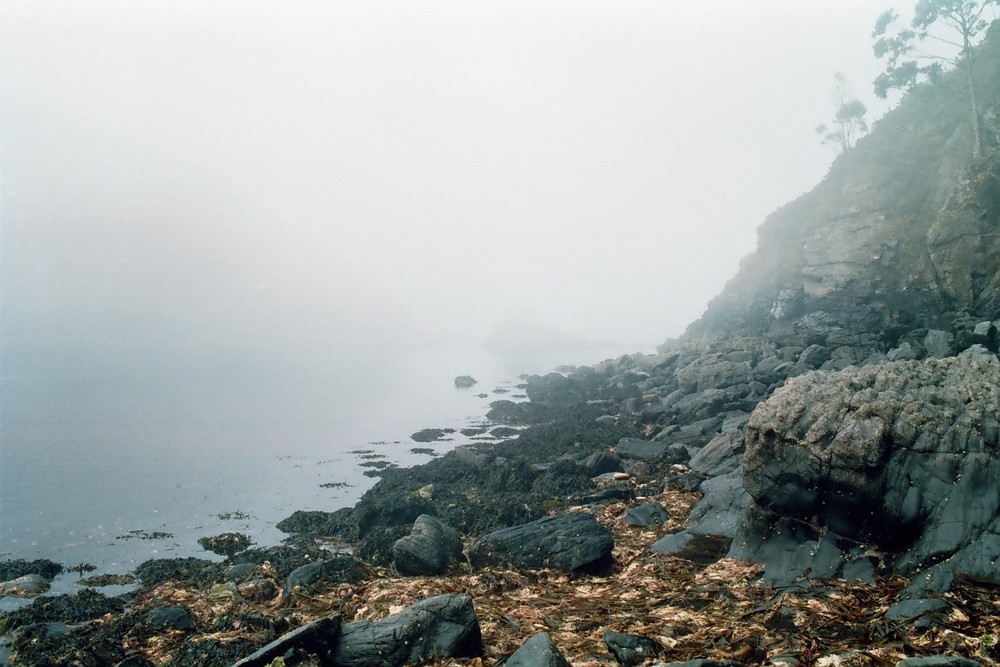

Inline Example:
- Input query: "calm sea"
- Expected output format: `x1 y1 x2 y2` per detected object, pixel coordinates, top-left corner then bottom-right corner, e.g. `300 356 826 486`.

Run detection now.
0 342 634 605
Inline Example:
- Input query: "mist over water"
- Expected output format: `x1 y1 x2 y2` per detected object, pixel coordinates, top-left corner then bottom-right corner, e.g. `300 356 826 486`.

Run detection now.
1 1 891 601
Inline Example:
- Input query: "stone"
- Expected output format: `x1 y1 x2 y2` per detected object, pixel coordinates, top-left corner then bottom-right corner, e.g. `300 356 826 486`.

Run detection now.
454 375 478 388
895 658 981 667
392 514 463 576
467 512 613 574
582 450 624 476
650 532 731 566
145 605 195 631
625 502 670 528
616 438 670 460
332 594 483 666
505 632 571 667
604 630 660 666
411 428 455 442
0 574 49 597
738 354 1000 594
281 556 368 605
233 615 341 666
688 430 745 477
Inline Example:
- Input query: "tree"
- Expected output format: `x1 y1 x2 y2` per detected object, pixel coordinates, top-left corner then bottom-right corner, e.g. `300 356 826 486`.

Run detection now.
873 0 999 157
816 73 869 152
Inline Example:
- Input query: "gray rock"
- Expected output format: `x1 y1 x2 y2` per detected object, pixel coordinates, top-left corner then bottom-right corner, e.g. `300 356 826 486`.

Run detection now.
895 657 981 667
885 598 949 624
650 531 731 566
505 632 571 667
616 438 670 460
454 375 477 388
332 593 483 666
233 615 341 666
146 604 195 631
738 354 1000 594
604 630 660 666
625 502 670 528
281 556 368 604
582 450 624 476
0 574 49 597
392 514 463 576
688 430 744 477
686 470 750 538
467 512 613 573
923 329 953 357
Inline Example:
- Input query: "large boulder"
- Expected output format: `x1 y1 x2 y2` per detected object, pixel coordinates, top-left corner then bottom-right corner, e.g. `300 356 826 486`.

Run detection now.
735 352 1000 594
233 615 341 666
392 514 463 576
332 594 482 666
467 512 613 574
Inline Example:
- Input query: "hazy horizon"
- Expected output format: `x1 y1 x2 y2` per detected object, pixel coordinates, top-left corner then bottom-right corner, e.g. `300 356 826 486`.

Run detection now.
2 1 900 373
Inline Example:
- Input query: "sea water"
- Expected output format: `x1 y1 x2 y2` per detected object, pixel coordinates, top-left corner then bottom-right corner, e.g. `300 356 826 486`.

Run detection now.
0 342 636 605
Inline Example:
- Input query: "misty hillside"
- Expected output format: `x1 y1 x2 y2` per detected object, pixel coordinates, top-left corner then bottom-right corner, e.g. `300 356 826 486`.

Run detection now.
686 21 1000 354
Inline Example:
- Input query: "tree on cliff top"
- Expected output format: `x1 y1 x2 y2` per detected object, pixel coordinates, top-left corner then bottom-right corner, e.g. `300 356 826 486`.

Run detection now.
873 0 998 157
816 72 869 153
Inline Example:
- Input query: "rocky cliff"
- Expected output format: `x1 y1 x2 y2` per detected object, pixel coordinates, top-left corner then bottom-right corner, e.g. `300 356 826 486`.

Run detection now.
686 22 1000 359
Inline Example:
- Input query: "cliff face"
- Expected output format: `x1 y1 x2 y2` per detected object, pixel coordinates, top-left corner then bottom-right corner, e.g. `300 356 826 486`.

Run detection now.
685 23 1000 356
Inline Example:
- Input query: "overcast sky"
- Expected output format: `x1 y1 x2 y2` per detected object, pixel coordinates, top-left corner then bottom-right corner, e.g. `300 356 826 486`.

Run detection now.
2 1 899 362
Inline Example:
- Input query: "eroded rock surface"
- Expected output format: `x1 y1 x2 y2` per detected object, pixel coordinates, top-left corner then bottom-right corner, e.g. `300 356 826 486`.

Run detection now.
736 351 1000 594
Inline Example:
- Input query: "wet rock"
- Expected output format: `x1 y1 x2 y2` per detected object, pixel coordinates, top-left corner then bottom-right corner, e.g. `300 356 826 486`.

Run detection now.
198 532 252 559
625 502 670 528
411 428 455 442
280 556 368 605
454 375 478 388
0 574 49 597
505 632 571 667
232 614 341 666
738 353 1000 594
0 559 63 582
332 593 483 666
467 512 613 574
582 450 624 476
392 514 463 576
616 438 670 460
896 657 981 667
650 532 732 566
604 630 660 666
145 604 195 631
688 430 745 477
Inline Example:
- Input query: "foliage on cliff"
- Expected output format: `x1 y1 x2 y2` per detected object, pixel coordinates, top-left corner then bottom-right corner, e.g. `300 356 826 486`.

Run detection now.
688 20 1000 344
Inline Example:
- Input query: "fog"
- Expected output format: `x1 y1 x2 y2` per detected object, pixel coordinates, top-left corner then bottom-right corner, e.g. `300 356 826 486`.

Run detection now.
2 1 893 374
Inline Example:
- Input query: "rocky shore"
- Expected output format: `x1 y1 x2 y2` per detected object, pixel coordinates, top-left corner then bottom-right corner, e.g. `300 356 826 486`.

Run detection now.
4 337 1000 666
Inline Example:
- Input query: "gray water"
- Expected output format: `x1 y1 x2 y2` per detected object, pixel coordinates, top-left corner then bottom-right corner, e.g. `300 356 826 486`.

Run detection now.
0 342 631 606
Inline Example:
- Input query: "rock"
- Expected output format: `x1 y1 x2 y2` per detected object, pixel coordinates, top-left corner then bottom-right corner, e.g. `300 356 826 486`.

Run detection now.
0 574 50 597
625 502 670 528
197 532 252 559
392 514 463 576
616 438 670 460
885 598 950 629
145 604 195 631
582 450 624 476
0 559 63 582
281 556 368 604
411 428 455 442
467 512 613 574
332 593 483 666
895 658 981 667
685 470 750 538
738 354 1000 594
233 614 341 666
688 430 745 477
454 375 477 388
604 630 660 666
653 660 743 667
505 632 571 667
650 532 731 566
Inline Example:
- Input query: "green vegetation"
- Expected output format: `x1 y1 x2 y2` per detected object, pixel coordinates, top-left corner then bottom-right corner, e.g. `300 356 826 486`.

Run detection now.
874 0 999 156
